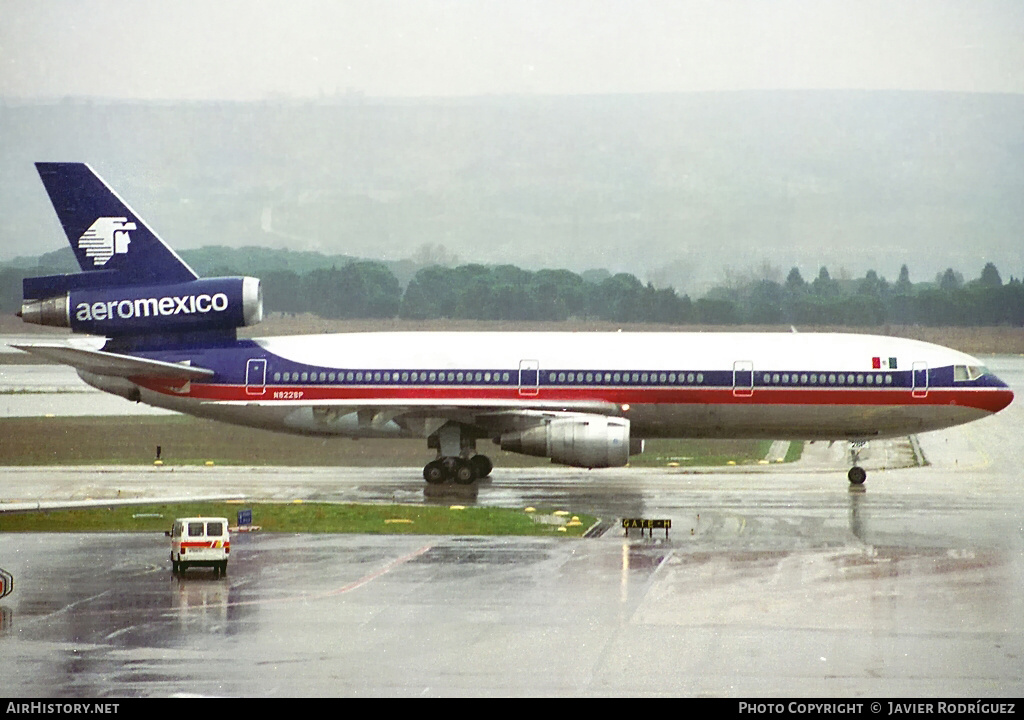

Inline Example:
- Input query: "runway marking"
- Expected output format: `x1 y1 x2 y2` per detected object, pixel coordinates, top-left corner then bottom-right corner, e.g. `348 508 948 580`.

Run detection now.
321 543 434 598
172 543 434 612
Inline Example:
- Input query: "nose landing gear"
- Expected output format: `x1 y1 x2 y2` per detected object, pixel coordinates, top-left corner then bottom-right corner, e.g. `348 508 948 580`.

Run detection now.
847 441 867 485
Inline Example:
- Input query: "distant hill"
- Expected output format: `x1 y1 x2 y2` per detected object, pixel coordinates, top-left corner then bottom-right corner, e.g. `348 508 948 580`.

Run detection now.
3 92 1022 293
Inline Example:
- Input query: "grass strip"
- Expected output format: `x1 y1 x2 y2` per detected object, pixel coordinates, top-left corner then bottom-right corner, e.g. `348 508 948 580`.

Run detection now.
0 501 596 537
0 416 778 467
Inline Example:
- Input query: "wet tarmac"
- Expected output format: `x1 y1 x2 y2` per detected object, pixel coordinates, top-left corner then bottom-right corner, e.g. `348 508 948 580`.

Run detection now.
0 356 1022 696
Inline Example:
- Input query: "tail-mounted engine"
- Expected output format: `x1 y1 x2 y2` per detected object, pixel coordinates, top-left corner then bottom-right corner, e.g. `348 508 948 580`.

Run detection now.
21 276 263 336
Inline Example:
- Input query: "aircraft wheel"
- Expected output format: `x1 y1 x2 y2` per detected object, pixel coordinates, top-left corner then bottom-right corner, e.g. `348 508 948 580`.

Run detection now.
452 458 477 485
470 454 493 479
423 460 448 484
848 466 867 485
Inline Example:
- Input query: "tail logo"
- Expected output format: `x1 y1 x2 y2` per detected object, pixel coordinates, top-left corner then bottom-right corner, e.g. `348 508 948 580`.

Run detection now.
77 217 137 266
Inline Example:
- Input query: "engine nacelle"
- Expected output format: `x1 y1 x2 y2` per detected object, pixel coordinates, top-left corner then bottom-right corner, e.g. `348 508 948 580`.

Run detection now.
499 414 635 468
21 277 263 336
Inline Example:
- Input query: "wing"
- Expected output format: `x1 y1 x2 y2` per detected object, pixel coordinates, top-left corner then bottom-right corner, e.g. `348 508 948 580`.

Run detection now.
12 343 215 381
212 395 621 436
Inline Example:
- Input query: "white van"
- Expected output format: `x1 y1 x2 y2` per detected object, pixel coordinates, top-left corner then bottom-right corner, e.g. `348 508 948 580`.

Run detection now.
168 517 230 576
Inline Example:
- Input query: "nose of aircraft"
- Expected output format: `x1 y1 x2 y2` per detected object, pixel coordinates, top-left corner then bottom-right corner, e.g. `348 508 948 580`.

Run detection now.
989 374 1014 413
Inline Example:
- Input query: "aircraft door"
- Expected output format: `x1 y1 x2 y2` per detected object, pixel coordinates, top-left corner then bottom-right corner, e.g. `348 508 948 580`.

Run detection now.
519 359 540 396
912 361 928 398
246 358 267 396
733 360 754 397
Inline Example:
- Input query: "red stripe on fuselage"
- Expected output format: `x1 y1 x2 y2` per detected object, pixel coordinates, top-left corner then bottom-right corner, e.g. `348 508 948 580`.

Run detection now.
138 381 1013 414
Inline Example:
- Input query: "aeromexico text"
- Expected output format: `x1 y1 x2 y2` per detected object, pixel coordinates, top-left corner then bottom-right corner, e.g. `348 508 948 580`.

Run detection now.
67 277 262 335
74 292 228 321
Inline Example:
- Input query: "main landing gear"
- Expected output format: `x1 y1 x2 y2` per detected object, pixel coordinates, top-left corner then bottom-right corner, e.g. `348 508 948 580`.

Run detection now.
423 454 493 485
422 422 492 485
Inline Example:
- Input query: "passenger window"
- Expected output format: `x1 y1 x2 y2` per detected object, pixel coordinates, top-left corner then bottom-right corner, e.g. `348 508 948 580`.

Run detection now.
207 522 223 536
188 522 205 537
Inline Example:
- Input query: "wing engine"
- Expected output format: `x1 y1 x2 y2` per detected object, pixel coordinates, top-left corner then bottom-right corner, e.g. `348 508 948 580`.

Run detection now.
497 413 639 468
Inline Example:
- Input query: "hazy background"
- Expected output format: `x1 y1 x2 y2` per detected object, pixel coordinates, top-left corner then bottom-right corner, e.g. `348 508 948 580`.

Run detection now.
2 1 1022 294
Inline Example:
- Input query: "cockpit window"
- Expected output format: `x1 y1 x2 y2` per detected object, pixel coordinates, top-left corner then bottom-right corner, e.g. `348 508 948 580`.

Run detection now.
954 365 987 382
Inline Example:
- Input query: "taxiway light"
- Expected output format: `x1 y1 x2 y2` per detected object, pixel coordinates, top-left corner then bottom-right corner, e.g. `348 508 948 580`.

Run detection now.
153 460 163 466
449 505 466 510
524 507 536 513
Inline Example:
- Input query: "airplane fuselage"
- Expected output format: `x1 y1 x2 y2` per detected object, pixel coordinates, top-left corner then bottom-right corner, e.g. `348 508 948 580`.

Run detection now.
91 330 1012 444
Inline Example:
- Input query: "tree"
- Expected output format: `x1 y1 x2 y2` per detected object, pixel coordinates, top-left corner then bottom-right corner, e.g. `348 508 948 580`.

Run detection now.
812 267 839 297
894 264 912 294
937 268 963 291
979 262 1002 288
785 267 806 293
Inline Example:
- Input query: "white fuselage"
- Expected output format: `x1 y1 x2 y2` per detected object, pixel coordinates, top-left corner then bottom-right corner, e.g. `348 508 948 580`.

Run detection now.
111 331 1013 443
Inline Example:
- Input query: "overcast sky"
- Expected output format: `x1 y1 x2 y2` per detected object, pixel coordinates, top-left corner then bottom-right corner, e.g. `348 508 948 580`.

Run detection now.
2 0 1023 100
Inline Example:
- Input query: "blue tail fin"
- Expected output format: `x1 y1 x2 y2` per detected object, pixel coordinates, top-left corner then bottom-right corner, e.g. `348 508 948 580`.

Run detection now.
34 163 198 290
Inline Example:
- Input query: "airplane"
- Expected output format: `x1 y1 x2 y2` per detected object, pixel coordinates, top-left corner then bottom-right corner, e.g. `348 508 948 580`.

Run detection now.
15 163 1015 485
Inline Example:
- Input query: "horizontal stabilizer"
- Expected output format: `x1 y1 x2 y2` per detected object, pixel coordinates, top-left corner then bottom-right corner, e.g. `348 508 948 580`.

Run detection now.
12 344 214 380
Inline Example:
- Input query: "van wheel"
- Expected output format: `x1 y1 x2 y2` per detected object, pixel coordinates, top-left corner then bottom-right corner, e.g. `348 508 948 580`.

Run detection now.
220 561 228 576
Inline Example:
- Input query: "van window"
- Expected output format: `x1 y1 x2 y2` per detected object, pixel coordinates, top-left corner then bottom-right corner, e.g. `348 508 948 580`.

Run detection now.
188 522 205 537
207 521 224 536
